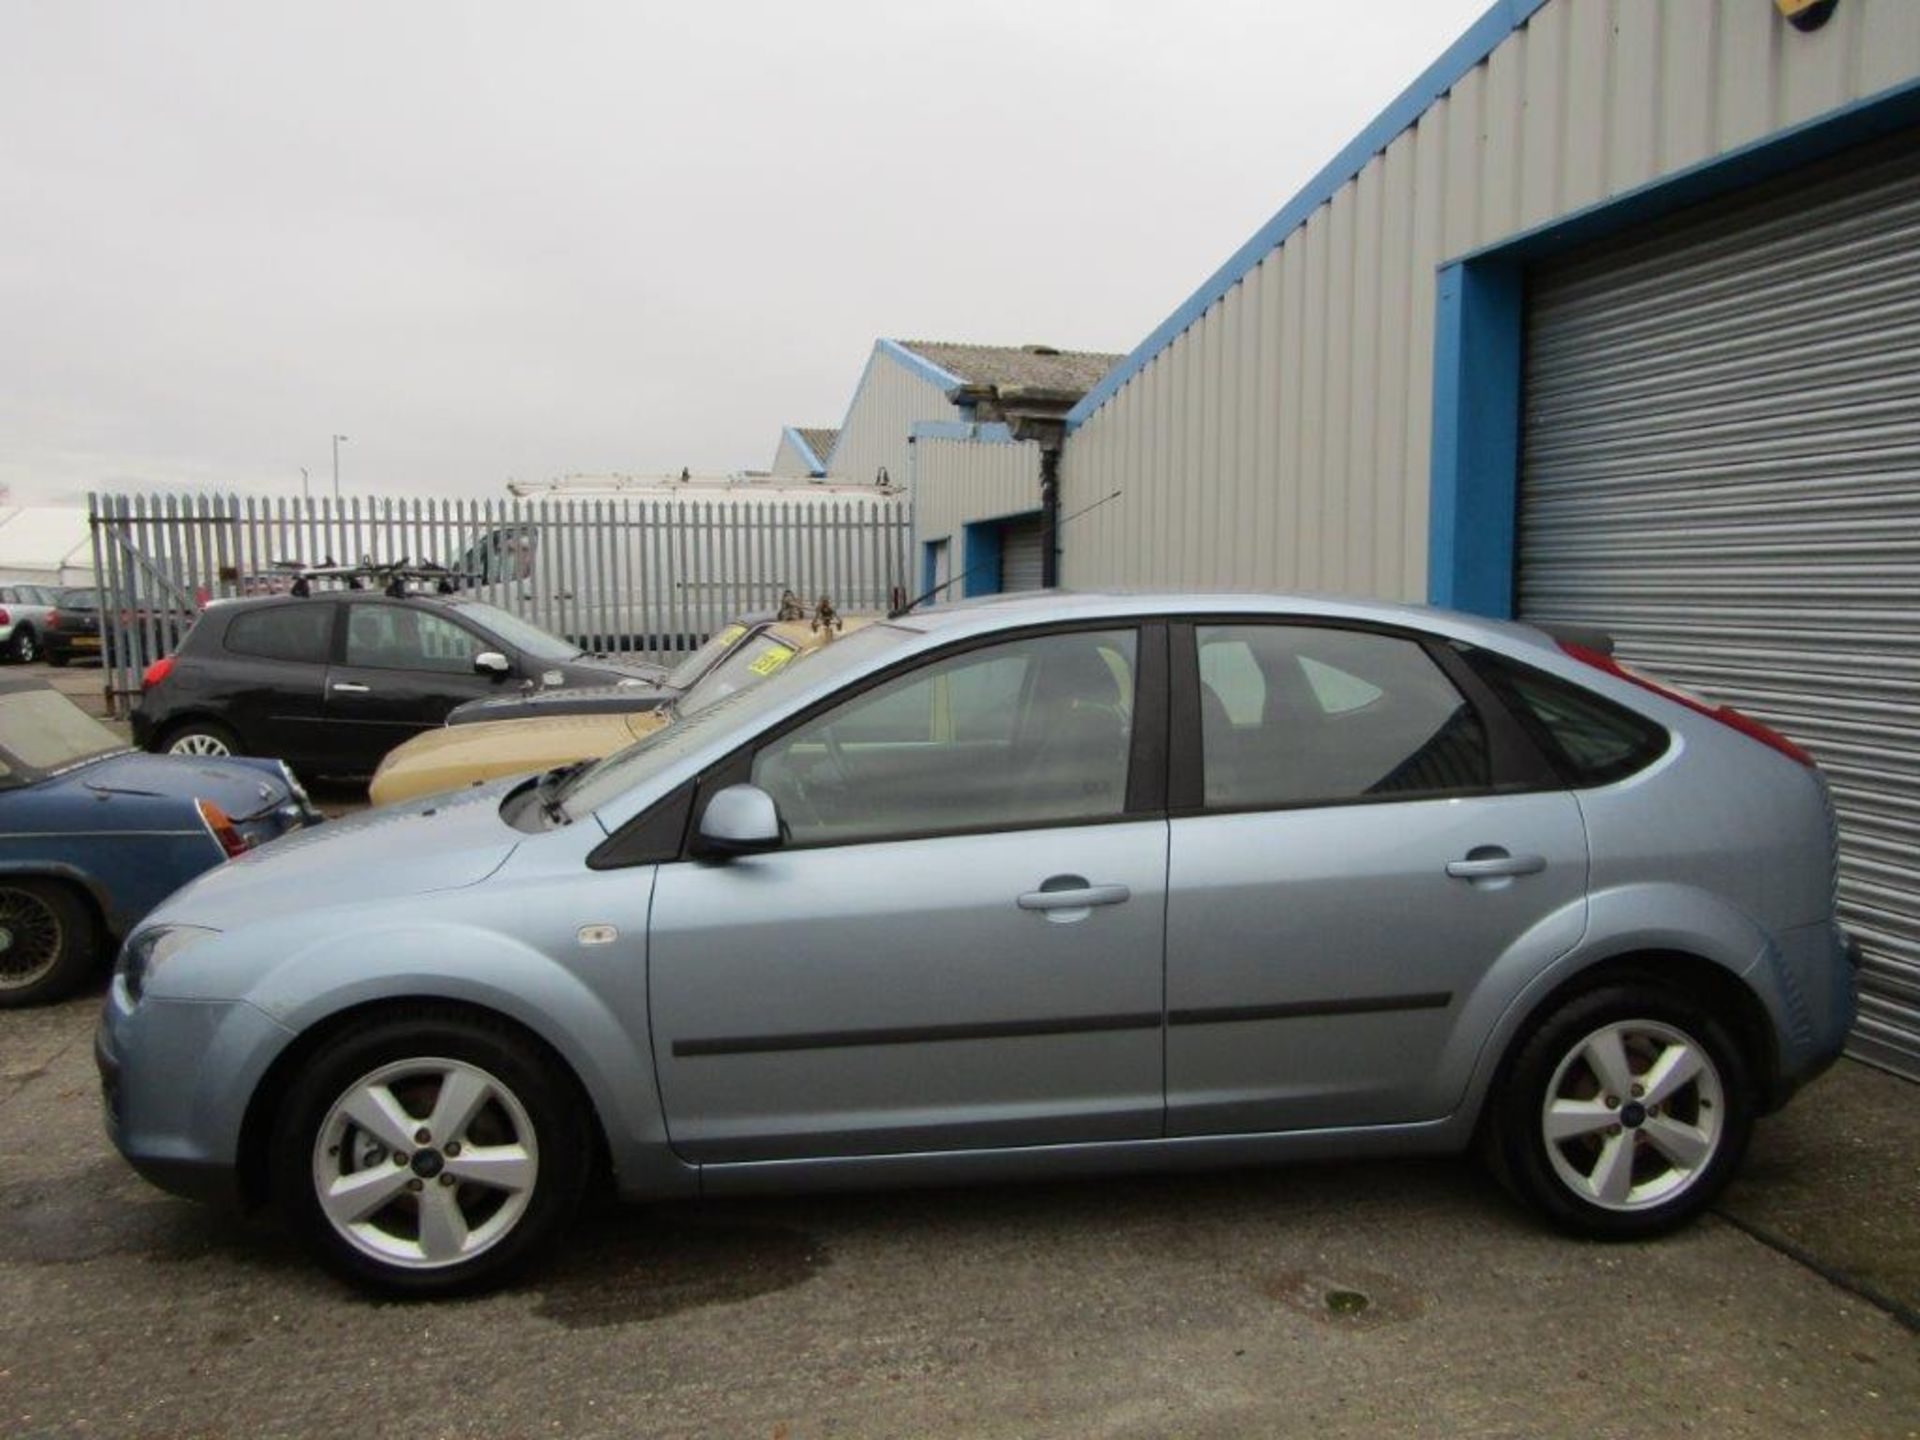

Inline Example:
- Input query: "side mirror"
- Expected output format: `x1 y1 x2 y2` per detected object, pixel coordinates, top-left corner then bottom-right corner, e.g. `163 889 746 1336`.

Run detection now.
695 784 783 857
474 650 512 678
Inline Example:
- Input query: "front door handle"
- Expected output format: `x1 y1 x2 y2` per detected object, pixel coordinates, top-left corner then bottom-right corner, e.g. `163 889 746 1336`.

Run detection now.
1446 852 1547 880
331 682 371 694
1018 882 1131 911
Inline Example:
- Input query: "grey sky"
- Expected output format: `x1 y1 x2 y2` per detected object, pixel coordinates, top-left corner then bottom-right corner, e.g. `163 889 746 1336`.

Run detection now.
1 0 1489 503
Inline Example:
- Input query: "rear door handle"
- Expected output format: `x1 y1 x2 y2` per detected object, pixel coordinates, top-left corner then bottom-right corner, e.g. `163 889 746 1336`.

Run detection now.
331 682 371 694
1018 883 1131 911
1446 853 1547 880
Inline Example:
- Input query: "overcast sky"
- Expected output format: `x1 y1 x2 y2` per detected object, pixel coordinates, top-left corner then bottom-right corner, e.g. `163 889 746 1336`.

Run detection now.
2 0 1489 504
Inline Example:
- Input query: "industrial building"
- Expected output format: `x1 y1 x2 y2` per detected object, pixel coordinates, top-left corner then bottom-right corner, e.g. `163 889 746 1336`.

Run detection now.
885 0 1920 1075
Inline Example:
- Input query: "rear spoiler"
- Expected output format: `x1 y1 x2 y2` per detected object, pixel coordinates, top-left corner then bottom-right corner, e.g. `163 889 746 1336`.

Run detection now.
1531 622 1615 657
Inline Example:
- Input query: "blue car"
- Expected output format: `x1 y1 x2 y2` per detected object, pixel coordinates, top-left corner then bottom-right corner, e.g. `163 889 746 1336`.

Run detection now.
0 675 320 1006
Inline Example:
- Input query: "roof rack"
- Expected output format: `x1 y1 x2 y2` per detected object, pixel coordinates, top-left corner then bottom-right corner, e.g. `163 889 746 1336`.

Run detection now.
269 557 482 599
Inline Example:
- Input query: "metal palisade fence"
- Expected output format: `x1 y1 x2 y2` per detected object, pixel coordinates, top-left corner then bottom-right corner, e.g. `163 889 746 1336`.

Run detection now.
87 491 911 713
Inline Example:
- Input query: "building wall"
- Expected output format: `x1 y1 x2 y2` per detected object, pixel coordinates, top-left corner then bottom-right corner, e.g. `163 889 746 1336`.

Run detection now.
1061 0 1920 598
771 429 820 478
828 345 962 492
912 427 1043 552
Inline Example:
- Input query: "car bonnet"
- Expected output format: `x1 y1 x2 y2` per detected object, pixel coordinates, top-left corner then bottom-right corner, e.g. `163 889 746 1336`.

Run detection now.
145 778 524 930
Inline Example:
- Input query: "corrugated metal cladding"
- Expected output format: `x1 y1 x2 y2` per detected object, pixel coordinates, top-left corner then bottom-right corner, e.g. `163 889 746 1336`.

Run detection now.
998 516 1046 592
1519 139 1920 1079
770 432 815 478
911 436 1042 551
828 351 959 491
1060 0 1920 598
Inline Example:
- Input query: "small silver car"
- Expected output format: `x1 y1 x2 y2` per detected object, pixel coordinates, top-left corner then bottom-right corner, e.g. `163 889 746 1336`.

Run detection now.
97 593 1857 1294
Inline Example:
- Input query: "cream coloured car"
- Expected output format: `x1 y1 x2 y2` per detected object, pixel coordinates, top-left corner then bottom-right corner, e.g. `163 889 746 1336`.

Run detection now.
368 616 870 806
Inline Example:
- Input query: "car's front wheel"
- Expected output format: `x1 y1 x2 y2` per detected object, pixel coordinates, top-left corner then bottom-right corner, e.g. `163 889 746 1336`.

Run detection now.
271 1009 592 1295
0 878 101 1007
1487 983 1753 1239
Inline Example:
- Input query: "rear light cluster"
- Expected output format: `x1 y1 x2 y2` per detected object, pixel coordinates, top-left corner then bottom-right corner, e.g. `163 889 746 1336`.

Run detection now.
0 607 9 626
194 799 252 859
1558 642 1815 768
142 656 175 690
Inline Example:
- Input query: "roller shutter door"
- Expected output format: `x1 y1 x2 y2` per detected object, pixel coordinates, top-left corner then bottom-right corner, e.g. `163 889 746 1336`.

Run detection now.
1000 515 1046 592
1518 141 1920 1080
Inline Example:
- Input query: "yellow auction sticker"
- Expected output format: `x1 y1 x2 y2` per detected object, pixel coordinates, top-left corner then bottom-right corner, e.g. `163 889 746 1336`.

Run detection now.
747 645 795 676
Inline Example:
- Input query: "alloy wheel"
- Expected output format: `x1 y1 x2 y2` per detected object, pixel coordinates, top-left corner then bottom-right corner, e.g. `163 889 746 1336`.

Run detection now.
1540 1018 1726 1211
169 732 232 757
311 1058 540 1270
0 887 62 993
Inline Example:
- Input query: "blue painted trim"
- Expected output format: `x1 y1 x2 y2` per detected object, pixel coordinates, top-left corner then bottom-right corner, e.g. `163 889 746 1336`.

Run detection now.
961 521 1002 597
1066 0 1551 431
1427 263 1522 618
877 339 968 393
780 425 826 475
909 420 1020 444
1425 75 1920 619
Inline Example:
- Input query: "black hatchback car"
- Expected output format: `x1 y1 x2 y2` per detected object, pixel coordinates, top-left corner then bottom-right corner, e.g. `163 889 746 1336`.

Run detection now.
132 593 661 776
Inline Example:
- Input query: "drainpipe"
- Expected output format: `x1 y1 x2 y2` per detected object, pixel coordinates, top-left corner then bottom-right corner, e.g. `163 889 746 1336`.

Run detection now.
1037 442 1061 588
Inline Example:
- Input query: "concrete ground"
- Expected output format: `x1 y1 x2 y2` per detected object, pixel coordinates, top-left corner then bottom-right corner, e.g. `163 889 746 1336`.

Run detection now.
0 984 1914 1439
5 659 1916 1436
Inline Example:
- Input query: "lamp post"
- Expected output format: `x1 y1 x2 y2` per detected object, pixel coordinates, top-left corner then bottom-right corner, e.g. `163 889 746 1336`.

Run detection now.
331 434 348 502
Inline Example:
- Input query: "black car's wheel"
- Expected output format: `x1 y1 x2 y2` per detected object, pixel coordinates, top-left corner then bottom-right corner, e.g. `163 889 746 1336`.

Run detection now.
7 627 39 663
1486 982 1752 1239
159 719 241 758
271 1008 592 1296
0 879 101 1008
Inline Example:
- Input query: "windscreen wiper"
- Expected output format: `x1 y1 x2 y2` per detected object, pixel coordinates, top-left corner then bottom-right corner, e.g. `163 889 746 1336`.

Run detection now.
535 759 592 825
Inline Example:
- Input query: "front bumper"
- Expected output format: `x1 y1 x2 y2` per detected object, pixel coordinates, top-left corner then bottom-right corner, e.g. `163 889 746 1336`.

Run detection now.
95 983 296 1208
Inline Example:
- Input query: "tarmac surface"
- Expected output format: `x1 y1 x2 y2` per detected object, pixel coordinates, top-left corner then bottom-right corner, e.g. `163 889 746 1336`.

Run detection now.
4 659 1916 1437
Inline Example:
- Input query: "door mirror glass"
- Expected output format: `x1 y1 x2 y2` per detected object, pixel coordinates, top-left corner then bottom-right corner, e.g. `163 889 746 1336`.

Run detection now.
695 783 783 856
474 650 512 677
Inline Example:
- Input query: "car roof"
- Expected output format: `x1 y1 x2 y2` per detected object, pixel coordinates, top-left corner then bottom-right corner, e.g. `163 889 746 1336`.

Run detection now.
888 590 1559 656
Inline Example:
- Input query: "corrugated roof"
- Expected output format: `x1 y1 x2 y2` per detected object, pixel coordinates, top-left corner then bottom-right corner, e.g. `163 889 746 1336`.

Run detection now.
895 341 1124 397
796 427 839 465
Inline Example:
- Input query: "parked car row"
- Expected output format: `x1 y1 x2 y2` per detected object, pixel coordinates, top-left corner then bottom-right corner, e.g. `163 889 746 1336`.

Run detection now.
0 584 107 666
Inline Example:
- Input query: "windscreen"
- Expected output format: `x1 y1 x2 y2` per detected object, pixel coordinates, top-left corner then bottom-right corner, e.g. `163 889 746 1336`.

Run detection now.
677 633 799 717
448 600 578 663
665 623 749 690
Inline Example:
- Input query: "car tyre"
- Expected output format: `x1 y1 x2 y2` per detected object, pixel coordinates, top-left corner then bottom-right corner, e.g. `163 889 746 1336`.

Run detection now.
271 1009 592 1296
0 878 101 1008
159 719 241 758
1487 982 1752 1239
7 627 38 663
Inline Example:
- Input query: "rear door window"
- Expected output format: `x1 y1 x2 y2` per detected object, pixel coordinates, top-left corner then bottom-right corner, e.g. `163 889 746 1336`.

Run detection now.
1196 624 1490 809
225 604 334 664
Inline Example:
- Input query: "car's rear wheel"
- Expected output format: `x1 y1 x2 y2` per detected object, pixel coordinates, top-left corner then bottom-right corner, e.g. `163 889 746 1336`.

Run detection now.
1488 983 1752 1239
8 627 39 663
0 879 101 1008
161 720 240 758
271 1010 591 1295
46 649 70 668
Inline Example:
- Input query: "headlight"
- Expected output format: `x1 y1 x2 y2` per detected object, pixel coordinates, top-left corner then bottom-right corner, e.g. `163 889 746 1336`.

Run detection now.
117 924 220 1004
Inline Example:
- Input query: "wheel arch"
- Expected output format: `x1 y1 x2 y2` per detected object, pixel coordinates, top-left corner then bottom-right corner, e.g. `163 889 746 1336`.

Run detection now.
1472 950 1779 1133
151 711 244 753
0 861 118 939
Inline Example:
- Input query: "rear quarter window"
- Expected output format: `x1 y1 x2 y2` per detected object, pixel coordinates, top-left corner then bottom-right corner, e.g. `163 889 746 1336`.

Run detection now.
225 604 334 664
1466 648 1669 786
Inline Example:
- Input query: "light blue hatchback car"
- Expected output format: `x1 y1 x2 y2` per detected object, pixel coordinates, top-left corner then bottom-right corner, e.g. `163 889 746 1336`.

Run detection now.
97 592 1857 1294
